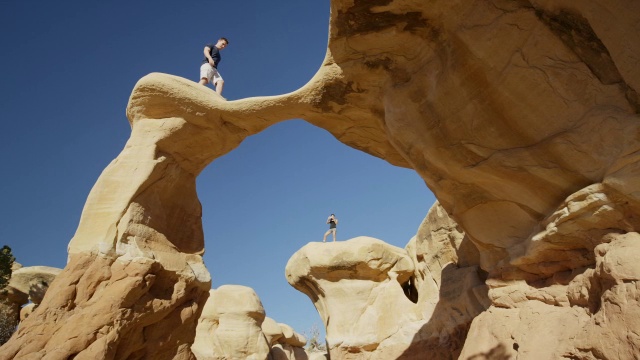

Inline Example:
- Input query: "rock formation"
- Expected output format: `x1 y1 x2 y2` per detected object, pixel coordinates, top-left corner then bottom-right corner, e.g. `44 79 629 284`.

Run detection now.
192 286 310 360
2 0 639 359
263 318 318 360
268 323 309 360
286 204 488 359
192 285 270 360
286 237 418 357
6 266 62 306
0 265 62 335
459 183 640 359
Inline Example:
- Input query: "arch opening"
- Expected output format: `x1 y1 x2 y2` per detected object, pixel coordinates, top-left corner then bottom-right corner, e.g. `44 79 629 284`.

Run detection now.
196 119 435 340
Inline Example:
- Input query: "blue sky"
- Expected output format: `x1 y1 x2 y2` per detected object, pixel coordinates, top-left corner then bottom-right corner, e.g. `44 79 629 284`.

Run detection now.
0 1 435 340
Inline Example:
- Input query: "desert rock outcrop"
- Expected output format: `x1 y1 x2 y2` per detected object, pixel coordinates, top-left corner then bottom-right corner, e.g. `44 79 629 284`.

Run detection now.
459 183 640 359
267 322 309 360
2 0 639 359
192 285 270 360
286 237 420 358
6 266 62 306
287 204 488 359
0 265 62 335
192 286 309 360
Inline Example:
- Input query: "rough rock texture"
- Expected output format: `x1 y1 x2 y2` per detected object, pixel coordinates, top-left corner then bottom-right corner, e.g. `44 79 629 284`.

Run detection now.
193 287 308 360
267 323 309 360
192 285 270 360
403 203 489 358
6 266 62 305
262 316 284 347
460 184 640 359
286 237 421 358
19 303 36 322
286 205 488 359
3 0 639 358
0 265 62 336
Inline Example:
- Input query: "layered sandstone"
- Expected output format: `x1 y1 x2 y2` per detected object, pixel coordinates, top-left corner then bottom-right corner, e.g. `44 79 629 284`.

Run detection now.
2 0 638 359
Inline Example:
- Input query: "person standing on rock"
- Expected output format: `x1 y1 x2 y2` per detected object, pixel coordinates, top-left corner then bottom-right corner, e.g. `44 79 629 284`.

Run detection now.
323 214 338 242
199 37 229 97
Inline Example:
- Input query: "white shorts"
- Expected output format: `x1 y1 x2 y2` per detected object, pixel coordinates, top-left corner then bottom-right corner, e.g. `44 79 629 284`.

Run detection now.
200 63 223 85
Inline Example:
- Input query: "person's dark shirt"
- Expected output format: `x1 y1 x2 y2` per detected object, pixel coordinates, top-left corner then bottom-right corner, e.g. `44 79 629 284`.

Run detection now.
202 44 221 68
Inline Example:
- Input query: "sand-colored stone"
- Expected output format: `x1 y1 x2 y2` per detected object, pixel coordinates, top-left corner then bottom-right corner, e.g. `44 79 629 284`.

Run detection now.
192 287 308 360
286 237 421 358
307 353 327 360
7 266 62 305
286 205 488 359
460 183 640 359
192 285 269 360
2 0 639 358
0 265 62 338
271 343 309 360
261 317 284 347
19 303 36 322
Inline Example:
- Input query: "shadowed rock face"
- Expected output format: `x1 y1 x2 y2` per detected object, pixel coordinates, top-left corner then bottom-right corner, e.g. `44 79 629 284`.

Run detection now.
2 0 639 359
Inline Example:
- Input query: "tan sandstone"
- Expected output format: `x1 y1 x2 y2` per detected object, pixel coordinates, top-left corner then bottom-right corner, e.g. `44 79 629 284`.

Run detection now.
192 285 270 360
192 287 309 360
2 0 639 359
286 203 489 359
286 237 420 358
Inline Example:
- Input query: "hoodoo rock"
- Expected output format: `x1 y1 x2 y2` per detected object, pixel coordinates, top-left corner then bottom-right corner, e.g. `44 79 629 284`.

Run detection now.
192 286 270 360
286 205 488 359
286 237 418 358
0 265 62 334
192 287 309 360
2 0 639 359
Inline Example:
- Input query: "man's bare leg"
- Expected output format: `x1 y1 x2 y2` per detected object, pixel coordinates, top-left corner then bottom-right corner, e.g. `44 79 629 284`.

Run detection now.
215 80 225 95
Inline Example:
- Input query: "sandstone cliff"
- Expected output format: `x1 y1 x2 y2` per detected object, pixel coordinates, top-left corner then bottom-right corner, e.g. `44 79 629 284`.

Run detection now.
2 0 638 359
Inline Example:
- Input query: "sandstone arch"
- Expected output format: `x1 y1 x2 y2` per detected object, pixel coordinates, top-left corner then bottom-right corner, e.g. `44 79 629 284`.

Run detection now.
2 0 639 359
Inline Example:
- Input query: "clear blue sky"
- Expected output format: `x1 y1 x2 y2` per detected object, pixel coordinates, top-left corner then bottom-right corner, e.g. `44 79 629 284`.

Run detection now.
0 1 435 340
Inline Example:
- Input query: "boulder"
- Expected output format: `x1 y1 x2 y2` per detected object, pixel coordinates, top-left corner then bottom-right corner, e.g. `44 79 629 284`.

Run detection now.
261 317 284 347
7 266 62 305
192 285 270 360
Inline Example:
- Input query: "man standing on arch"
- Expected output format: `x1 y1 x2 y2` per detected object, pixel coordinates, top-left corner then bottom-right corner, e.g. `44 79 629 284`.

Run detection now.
199 37 229 97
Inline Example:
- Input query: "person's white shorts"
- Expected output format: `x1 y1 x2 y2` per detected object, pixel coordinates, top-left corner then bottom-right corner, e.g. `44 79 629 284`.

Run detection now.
200 63 223 85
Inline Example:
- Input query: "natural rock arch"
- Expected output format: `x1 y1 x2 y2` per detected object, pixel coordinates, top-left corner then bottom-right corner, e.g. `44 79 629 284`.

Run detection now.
2 0 639 359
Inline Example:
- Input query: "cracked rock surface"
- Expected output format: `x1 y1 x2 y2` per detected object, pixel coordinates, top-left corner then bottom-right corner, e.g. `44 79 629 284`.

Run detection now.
2 0 639 359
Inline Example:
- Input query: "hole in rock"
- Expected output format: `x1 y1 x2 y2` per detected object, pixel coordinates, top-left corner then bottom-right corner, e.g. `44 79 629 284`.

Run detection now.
401 276 419 304
197 120 434 341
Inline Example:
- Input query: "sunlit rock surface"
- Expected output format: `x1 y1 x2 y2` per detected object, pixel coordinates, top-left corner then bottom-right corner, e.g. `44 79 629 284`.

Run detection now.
6 266 62 306
2 0 639 358
286 237 418 358
0 265 62 334
192 287 309 360
192 285 270 360
287 204 488 359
